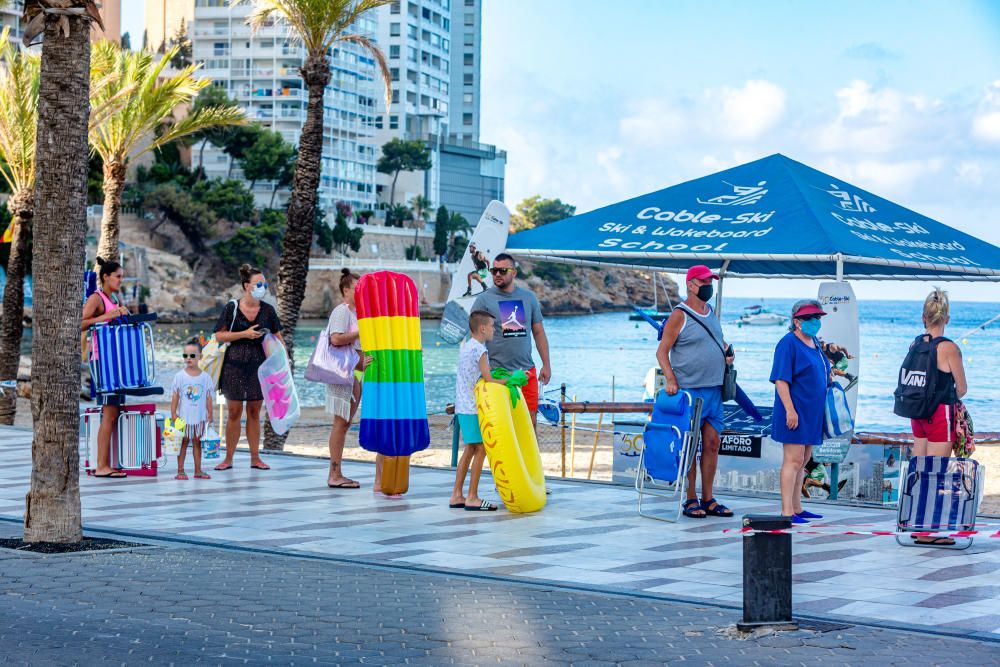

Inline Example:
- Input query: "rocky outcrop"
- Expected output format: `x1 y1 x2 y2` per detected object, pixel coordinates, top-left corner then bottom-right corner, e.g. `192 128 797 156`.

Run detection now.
519 261 679 315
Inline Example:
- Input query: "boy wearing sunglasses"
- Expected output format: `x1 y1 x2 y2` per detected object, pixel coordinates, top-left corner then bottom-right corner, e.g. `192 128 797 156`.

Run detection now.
170 341 216 480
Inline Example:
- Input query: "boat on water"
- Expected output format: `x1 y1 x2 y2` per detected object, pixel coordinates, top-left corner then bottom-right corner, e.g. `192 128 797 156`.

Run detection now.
628 272 674 321
738 304 787 326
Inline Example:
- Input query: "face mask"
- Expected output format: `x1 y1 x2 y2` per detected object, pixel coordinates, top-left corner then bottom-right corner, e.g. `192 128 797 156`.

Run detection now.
696 284 714 302
800 319 821 337
251 285 267 299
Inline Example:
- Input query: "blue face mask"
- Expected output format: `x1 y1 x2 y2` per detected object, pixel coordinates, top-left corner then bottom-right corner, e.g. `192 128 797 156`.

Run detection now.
800 319 822 337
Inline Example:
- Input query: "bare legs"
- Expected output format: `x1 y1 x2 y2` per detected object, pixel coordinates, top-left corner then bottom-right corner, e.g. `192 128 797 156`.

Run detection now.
327 380 360 487
686 421 721 503
780 444 811 516
218 399 266 469
450 444 487 506
95 404 121 475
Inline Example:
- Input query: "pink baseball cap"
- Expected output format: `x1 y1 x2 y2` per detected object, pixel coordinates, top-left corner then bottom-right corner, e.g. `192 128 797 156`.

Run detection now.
685 265 720 282
792 302 827 318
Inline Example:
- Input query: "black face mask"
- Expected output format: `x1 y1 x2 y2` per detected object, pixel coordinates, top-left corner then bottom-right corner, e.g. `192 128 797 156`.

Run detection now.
696 284 714 302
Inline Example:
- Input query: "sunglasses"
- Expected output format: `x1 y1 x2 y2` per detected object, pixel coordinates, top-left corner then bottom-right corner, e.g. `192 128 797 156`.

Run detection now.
490 267 514 276
255 281 269 289
182 353 198 359
796 314 822 321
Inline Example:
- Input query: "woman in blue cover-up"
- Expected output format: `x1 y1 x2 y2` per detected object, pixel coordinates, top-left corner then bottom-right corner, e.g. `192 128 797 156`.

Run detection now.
770 299 831 525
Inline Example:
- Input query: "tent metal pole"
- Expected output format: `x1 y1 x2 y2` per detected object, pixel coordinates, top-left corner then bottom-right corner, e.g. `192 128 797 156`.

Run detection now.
715 260 731 316
836 254 844 282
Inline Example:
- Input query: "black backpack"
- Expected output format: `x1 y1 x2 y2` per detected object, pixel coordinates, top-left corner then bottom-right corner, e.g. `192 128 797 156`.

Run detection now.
893 334 948 420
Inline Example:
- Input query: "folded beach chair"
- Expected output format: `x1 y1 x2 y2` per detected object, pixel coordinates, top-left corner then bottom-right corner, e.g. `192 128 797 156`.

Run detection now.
88 313 160 397
635 389 703 522
80 404 163 477
896 455 985 550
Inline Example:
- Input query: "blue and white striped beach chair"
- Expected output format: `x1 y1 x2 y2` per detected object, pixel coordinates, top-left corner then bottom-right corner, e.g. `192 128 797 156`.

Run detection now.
88 319 157 394
896 455 985 550
635 389 703 522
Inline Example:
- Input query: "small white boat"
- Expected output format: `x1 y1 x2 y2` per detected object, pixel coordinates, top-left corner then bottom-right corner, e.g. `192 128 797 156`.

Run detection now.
738 304 787 326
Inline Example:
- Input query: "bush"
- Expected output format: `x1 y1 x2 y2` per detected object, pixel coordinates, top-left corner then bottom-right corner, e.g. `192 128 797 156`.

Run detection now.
215 208 286 271
405 244 424 260
530 261 575 287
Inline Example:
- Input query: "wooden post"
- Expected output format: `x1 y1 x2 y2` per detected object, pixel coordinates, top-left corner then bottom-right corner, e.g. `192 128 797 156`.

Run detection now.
587 413 604 480
560 383 566 478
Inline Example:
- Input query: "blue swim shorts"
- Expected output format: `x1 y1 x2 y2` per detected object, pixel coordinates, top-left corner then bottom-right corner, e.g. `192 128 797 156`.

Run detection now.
686 386 726 435
457 413 483 445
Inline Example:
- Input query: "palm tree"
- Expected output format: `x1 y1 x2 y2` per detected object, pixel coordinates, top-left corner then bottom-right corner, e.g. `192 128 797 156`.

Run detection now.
22 0 102 543
238 0 392 451
89 41 244 264
409 194 431 257
0 28 39 426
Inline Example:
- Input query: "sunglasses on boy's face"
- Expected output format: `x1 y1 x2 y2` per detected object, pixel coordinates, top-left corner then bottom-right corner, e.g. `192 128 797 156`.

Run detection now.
490 267 514 276
796 314 822 321
255 281 268 289
182 353 198 359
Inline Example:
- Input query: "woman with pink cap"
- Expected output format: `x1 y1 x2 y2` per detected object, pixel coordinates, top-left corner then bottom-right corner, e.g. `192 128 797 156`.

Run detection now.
769 299 831 524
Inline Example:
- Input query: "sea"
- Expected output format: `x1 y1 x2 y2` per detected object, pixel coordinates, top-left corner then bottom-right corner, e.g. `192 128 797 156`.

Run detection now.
149 297 1000 432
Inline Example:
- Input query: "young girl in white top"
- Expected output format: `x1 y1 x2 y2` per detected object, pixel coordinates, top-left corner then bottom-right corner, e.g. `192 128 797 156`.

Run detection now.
170 341 215 480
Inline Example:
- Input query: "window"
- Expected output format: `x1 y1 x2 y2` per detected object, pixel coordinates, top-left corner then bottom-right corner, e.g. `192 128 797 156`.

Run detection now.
463 73 473 86
389 115 399 130
464 12 474 25
443 18 450 30
390 1 400 13
389 45 400 59
463 113 473 126
463 53 473 66
407 46 417 61
422 7 431 19
390 67 399 81
392 90 400 103
463 33 474 47
465 0 474 5
408 24 418 39
463 92 474 104
390 22 400 36
375 116 383 129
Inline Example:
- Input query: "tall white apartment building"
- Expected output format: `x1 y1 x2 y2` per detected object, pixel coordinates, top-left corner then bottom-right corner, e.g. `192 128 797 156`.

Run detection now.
190 0 379 213
374 0 502 224
450 0 480 141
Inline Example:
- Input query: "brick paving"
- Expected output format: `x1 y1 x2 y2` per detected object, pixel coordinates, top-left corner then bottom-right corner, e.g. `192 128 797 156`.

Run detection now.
1 521 998 666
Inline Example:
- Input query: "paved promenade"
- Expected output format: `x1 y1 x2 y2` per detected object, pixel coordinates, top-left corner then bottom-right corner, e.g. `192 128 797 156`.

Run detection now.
1 424 1000 661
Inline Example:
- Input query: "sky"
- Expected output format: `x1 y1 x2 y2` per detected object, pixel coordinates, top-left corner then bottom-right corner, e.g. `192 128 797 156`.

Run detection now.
122 1 1000 304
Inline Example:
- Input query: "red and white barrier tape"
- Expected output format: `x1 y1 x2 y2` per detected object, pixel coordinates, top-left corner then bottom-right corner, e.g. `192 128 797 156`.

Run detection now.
724 527 999 538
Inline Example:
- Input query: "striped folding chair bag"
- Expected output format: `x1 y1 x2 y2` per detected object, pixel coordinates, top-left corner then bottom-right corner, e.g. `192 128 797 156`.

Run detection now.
117 412 155 470
91 323 151 393
899 456 980 532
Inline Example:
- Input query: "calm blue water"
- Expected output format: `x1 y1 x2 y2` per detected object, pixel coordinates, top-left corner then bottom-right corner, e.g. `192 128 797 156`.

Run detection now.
152 298 1000 431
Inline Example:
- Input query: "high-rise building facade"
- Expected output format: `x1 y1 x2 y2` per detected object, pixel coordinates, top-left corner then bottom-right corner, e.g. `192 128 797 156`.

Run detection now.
189 0 379 212
144 0 195 53
449 0 480 141
374 0 503 223
1 0 121 44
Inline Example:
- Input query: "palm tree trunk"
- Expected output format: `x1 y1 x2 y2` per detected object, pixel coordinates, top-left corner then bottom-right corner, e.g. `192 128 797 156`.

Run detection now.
198 139 207 172
270 184 278 209
390 170 399 206
24 10 92 543
0 190 33 426
266 54 331 452
96 160 127 264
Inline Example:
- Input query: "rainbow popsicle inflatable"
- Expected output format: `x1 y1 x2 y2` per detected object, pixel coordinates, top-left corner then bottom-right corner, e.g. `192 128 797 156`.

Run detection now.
356 271 430 494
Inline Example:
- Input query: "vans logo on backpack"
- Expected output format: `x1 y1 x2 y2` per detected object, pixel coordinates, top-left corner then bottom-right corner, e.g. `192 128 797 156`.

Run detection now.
900 370 926 387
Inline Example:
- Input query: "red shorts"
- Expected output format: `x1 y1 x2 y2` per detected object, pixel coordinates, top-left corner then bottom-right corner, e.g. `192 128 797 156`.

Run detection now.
911 403 956 443
522 367 539 413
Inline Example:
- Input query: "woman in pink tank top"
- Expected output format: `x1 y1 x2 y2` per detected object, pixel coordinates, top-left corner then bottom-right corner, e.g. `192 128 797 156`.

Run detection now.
81 257 130 478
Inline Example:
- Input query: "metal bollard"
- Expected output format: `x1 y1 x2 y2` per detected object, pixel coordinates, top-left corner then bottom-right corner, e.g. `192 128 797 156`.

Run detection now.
737 514 798 632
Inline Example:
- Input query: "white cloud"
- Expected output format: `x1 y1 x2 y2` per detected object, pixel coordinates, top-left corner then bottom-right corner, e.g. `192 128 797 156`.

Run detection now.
595 145 628 193
619 99 688 147
971 81 1000 142
956 161 984 186
815 80 944 154
704 80 787 141
818 157 944 197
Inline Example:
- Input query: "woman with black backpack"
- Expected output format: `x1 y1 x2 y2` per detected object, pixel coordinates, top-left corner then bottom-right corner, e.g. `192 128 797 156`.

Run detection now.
898 289 968 457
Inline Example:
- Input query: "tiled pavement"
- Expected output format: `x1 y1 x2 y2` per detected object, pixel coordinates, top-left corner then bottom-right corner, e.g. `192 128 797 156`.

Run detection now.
1 426 999 641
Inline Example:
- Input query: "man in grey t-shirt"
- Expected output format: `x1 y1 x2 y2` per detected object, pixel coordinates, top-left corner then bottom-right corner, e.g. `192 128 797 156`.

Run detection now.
472 253 551 425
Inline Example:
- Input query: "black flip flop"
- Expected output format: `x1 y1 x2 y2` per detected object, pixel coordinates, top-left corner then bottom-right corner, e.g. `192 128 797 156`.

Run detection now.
682 498 706 518
328 481 360 489
448 502 465 509
465 500 498 512
93 471 127 479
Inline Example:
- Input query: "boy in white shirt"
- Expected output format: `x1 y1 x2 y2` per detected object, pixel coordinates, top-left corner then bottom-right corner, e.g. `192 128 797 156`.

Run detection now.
449 310 508 511
171 342 215 480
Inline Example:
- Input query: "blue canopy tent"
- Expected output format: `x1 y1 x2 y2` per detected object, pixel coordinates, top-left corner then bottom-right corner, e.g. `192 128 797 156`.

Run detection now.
506 153 1000 281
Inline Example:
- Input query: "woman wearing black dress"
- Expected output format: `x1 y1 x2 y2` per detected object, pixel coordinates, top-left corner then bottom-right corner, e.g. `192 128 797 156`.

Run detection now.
213 264 284 471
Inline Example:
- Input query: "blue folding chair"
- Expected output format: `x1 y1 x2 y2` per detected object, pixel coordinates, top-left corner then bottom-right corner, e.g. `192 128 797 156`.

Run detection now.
635 389 703 522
